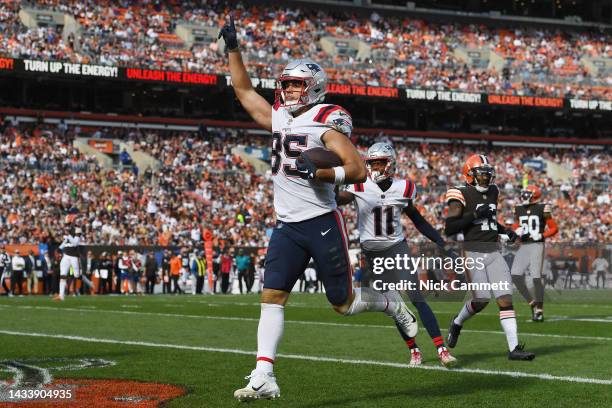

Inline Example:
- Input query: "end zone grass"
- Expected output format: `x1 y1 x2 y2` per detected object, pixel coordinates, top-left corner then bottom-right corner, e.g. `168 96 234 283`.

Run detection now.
0 291 610 407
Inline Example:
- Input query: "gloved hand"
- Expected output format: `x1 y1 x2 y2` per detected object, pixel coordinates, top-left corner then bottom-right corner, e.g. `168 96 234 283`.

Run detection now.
218 14 239 52
506 229 519 243
440 243 460 260
474 205 494 219
296 154 318 180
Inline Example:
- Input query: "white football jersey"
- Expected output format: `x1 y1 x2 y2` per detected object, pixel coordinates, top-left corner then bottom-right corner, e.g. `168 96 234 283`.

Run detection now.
60 235 81 256
271 103 353 223
346 177 417 251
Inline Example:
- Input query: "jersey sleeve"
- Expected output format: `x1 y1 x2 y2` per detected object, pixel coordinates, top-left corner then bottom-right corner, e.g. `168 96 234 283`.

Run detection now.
445 188 465 206
345 183 364 193
403 180 417 200
312 105 353 139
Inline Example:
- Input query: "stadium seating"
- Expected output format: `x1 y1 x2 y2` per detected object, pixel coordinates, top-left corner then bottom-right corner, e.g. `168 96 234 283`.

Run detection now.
0 120 608 250
0 1 610 100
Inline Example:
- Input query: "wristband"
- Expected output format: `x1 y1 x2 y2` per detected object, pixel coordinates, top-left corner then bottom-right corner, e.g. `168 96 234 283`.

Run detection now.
333 166 346 185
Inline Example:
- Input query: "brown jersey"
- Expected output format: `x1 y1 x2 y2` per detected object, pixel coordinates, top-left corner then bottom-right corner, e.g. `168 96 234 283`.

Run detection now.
514 203 550 243
446 184 500 252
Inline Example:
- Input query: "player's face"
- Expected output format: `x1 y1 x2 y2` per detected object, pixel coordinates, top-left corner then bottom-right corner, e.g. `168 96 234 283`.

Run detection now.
368 159 387 173
473 167 493 187
281 80 305 102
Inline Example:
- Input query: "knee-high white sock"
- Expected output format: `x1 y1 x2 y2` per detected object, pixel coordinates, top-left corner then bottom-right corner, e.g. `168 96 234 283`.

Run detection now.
344 287 390 316
454 302 476 326
59 279 66 297
499 309 519 351
255 303 284 373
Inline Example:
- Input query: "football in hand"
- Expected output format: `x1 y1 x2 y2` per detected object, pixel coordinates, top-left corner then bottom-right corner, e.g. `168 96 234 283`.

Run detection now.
297 148 342 169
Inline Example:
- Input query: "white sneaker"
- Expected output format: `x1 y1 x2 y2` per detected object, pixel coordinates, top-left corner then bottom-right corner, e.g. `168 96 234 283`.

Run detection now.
409 348 422 366
385 291 418 338
438 347 458 367
234 370 280 401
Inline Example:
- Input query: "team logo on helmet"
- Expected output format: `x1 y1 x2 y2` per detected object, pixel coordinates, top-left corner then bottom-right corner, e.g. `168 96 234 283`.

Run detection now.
305 63 321 75
275 59 328 113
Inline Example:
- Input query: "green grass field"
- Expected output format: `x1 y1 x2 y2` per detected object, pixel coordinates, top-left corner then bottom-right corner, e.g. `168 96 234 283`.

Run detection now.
0 291 611 407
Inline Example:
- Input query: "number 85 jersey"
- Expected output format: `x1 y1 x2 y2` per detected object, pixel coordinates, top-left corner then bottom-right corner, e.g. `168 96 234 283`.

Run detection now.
271 103 352 223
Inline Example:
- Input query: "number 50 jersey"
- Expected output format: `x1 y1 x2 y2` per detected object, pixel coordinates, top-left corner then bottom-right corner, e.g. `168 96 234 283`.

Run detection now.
271 103 353 223
346 178 417 251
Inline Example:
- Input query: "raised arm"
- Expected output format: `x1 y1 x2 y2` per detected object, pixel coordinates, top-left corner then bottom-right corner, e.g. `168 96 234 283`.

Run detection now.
219 15 272 131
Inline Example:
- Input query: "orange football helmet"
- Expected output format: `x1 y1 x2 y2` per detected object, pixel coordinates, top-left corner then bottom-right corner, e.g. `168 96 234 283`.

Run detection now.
521 185 542 204
463 154 495 192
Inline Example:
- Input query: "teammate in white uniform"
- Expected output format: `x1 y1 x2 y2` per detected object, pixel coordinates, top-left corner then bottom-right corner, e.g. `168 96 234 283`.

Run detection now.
219 16 418 401
54 227 81 301
337 142 457 367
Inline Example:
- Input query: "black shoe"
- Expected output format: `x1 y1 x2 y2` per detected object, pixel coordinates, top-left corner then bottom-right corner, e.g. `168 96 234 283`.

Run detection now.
508 344 535 361
447 316 462 348
533 310 544 322
530 303 537 321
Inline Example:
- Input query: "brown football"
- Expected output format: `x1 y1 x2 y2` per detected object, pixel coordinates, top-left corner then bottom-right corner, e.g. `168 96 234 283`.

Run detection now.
298 147 343 169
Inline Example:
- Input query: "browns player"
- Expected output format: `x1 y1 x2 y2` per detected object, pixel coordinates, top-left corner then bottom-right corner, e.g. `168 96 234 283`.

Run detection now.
444 154 535 361
511 185 558 322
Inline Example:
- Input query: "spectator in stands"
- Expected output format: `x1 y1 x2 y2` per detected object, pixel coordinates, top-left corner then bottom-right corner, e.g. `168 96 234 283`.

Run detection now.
120 149 133 166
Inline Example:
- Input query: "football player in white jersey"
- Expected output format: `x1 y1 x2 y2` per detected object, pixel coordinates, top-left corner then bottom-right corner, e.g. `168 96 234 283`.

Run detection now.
54 226 81 301
336 142 457 367
220 16 418 402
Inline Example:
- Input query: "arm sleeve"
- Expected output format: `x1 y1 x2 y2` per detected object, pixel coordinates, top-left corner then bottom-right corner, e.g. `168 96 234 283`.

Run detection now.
405 205 444 246
310 105 353 140
444 188 472 236
445 188 466 206
543 218 558 238
445 212 475 236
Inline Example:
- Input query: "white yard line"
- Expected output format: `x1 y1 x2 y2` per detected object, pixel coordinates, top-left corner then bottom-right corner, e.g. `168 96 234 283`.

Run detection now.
546 317 612 323
0 329 610 386
0 304 611 343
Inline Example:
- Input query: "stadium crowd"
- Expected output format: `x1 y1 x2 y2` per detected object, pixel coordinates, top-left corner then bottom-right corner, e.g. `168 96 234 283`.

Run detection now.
0 1 610 100
0 120 609 249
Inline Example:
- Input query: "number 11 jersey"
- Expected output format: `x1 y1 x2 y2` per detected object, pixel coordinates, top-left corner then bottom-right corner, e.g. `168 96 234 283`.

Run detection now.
271 103 353 223
346 178 417 251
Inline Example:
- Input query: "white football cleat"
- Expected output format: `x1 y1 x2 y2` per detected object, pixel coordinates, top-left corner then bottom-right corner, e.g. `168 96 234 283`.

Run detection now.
409 348 422 366
234 370 280 402
385 291 418 338
438 347 458 367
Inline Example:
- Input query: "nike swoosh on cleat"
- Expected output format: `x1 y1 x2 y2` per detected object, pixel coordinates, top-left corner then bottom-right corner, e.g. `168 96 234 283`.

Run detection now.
252 384 264 391
321 228 332 236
